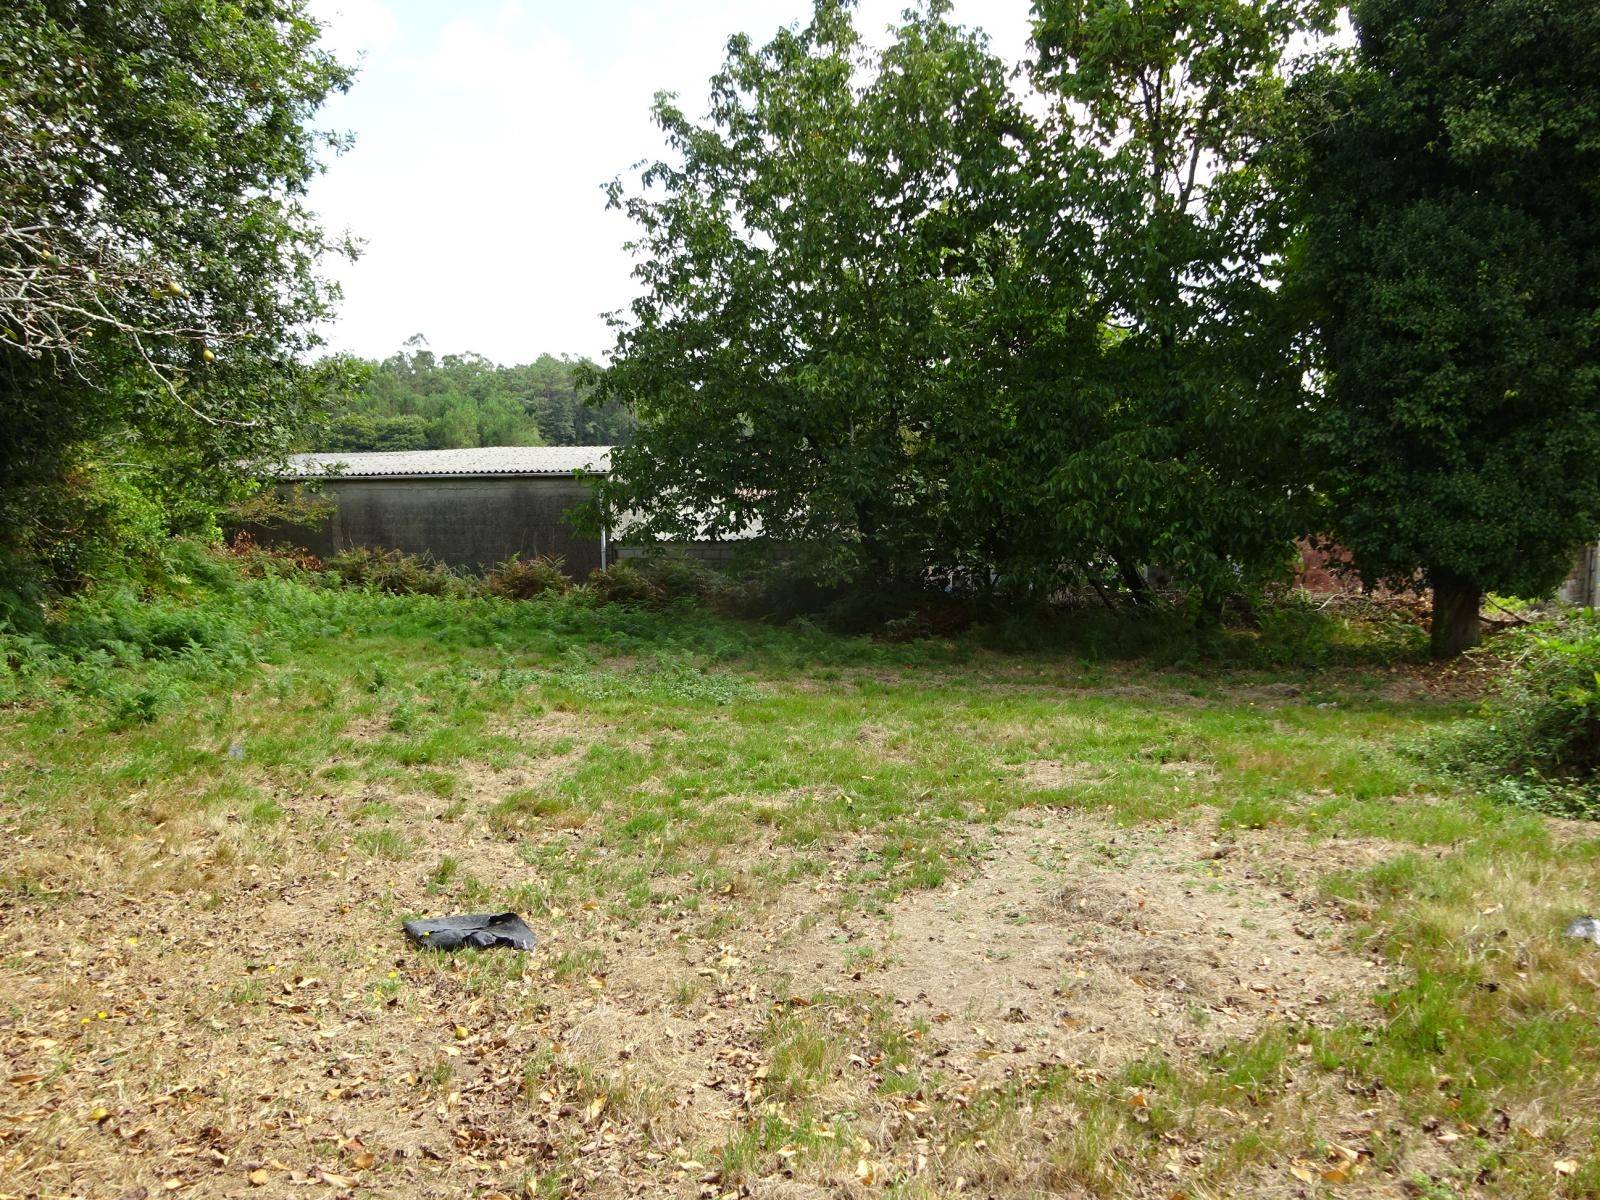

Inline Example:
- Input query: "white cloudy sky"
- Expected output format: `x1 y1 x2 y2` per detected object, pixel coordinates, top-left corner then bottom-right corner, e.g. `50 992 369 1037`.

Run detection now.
304 0 1036 365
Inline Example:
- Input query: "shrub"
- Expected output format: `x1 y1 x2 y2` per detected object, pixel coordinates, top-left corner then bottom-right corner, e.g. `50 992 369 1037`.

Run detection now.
484 555 570 600
223 530 324 579
629 550 732 606
225 484 335 531
1431 612 1600 815
877 601 985 643
586 560 665 608
327 547 462 597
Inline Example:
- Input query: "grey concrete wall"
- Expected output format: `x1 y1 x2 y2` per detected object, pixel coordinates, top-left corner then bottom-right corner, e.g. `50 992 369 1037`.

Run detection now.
255 477 604 574
1560 543 1600 607
617 541 742 567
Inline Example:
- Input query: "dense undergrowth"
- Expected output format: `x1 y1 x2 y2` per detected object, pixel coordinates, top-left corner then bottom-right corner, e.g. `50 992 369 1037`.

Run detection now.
1429 612 1600 817
0 541 1436 728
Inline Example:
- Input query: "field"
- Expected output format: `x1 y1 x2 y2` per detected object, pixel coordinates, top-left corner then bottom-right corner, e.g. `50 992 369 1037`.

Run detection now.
2 567 1598 1199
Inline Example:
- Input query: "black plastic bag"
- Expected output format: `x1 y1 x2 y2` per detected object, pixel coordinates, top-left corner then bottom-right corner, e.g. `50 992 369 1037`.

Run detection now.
402 912 537 951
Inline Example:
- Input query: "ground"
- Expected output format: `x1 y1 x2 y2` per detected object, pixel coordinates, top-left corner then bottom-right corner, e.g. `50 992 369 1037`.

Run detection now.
2 583 1598 1199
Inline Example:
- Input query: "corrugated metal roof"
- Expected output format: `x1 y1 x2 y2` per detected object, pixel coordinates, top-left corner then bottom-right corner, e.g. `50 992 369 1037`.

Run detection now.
282 446 612 480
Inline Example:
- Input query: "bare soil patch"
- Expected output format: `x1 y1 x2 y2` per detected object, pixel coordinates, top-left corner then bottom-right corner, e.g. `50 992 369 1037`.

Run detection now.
1014 759 1109 789
768 809 1393 1084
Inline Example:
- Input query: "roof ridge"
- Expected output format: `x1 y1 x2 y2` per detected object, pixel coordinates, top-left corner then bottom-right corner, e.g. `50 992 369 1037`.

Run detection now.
279 445 612 480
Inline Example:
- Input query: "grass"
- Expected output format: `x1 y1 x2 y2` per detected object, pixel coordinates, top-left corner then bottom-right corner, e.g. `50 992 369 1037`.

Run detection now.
0 556 1596 1197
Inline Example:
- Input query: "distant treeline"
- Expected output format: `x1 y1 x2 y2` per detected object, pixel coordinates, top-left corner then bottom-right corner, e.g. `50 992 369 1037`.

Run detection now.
323 338 635 451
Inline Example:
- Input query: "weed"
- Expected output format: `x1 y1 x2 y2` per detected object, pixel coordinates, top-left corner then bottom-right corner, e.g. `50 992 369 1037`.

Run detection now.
428 855 460 890
352 827 410 859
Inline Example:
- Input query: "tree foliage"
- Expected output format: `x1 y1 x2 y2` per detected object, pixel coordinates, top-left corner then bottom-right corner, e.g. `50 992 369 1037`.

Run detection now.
590 1 1041 585
323 337 632 452
0 0 353 588
1290 0 1600 656
1028 0 1334 606
591 0 1329 602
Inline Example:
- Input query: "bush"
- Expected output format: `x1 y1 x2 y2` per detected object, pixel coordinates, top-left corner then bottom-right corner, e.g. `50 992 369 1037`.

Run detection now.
223 530 324 579
225 484 335 532
628 550 733 606
1431 612 1600 815
327 546 462 597
586 560 666 608
484 555 570 600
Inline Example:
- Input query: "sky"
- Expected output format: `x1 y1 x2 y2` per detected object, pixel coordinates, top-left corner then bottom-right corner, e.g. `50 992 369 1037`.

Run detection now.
303 0 1036 366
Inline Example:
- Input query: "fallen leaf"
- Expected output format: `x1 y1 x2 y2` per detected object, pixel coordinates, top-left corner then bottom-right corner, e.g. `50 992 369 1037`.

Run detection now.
1554 1160 1578 1176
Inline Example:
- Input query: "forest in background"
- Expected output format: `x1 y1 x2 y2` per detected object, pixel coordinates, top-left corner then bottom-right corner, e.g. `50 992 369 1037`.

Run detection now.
320 336 635 451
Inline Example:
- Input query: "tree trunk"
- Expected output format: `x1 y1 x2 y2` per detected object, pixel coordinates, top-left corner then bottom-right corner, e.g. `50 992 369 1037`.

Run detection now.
1079 563 1118 614
1116 557 1153 608
1430 569 1482 659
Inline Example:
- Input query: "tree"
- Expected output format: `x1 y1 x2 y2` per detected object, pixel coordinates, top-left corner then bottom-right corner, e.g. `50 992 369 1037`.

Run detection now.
319 344 623 451
0 0 352 587
1291 0 1600 657
325 413 432 452
588 1 1039 585
1027 0 1335 609
478 394 539 447
432 395 480 450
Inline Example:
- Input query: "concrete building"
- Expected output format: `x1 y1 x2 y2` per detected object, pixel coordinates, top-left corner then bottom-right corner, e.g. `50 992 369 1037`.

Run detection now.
1560 543 1600 608
270 446 612 573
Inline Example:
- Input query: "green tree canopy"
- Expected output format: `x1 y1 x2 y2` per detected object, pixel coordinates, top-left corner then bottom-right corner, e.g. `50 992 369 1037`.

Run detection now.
588 1 1052 586
1027 0 1335 607
591 0 1334 603
1290 0 1600 656
0 0 354 588
319 339 633 451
